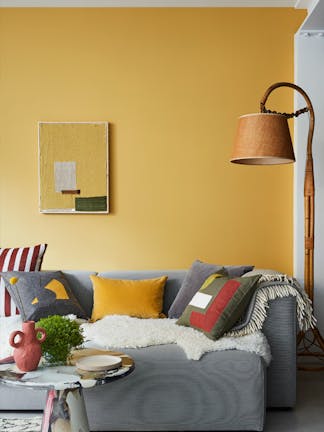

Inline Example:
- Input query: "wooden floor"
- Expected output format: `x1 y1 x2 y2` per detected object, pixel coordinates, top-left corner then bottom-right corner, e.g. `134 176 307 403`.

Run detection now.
0 371 323 431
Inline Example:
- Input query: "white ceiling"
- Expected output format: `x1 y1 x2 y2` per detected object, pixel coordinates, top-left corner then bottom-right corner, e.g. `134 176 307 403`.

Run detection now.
0 0 304 8
301 0 324 29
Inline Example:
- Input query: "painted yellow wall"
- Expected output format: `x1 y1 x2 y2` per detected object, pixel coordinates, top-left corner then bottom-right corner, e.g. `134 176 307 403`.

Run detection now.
0 8 305 272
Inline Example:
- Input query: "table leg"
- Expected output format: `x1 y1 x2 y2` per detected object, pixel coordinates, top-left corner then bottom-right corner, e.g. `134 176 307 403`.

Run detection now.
41 387 90 432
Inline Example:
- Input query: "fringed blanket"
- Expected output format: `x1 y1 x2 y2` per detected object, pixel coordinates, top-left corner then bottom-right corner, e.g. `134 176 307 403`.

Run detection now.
226 273 316 337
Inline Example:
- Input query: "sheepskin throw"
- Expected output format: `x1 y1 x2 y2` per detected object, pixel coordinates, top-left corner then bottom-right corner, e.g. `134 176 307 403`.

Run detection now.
81 315 271 363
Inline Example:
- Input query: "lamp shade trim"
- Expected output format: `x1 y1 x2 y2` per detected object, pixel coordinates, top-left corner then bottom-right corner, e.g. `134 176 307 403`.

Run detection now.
231 156 295 165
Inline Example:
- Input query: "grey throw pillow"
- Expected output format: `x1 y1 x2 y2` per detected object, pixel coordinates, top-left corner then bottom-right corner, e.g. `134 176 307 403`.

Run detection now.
225 265 254 278
168 260 254 319
168 261 225 319
1 271 88 321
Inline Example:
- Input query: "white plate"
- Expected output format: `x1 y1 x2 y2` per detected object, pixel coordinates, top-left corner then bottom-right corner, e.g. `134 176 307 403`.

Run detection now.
76 355 122 372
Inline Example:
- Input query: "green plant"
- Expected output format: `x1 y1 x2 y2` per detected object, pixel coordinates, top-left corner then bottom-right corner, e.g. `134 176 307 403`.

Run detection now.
37 315 84 365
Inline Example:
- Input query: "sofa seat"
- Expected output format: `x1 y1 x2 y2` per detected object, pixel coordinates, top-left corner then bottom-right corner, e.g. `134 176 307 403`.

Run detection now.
0 345 266 431
84 344 266 431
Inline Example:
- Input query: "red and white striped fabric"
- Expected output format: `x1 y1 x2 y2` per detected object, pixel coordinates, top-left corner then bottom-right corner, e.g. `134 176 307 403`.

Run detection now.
0 244 47 317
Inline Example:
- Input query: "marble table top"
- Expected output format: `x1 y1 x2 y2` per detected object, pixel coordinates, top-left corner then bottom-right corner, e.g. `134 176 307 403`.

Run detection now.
0 349 135 391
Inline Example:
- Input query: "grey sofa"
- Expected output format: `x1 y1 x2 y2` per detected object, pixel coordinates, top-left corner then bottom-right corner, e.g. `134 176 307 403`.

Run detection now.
0 269 297 431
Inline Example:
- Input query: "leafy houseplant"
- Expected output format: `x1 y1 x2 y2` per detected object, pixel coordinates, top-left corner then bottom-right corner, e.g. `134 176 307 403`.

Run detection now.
37 315 84 365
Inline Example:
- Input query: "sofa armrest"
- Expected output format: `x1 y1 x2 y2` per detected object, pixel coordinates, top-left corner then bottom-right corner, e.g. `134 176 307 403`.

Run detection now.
263 296 297 407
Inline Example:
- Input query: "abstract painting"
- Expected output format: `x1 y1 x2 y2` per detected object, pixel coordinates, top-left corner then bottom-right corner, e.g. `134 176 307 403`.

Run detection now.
39 122 109 214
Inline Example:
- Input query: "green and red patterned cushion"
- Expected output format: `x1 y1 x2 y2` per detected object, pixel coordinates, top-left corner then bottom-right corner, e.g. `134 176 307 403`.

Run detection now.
176 273 261 340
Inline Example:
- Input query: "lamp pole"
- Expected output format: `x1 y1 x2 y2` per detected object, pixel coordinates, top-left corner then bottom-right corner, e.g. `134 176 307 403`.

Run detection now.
260 82 315 306
234 82 324 370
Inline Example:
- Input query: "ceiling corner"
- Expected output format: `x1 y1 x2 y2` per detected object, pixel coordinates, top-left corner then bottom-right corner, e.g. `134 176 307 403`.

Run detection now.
295 0 319 12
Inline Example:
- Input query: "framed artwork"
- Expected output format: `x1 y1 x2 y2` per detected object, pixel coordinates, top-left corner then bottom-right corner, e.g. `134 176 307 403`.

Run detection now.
38 122 109 214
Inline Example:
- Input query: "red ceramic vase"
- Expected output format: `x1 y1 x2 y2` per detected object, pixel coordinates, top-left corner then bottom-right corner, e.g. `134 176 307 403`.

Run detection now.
9 321 46 372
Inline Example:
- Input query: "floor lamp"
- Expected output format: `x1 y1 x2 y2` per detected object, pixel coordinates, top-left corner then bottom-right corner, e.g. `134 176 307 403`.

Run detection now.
230 81 324 371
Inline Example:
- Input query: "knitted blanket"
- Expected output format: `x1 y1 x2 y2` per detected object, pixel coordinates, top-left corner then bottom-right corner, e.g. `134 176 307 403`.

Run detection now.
226 273 316 337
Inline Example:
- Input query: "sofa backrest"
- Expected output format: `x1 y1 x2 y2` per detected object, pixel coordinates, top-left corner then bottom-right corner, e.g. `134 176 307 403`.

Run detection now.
62 271 97 318
62 270 187 318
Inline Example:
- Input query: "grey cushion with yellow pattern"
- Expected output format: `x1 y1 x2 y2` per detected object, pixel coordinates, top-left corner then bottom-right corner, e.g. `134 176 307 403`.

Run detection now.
0 271 87 321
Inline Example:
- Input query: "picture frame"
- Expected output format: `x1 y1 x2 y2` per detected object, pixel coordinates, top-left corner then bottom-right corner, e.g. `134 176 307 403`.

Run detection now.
38 121 109 214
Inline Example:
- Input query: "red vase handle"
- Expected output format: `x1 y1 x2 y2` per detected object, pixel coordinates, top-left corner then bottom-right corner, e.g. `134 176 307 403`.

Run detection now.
9 330 24 348
35 327 47 343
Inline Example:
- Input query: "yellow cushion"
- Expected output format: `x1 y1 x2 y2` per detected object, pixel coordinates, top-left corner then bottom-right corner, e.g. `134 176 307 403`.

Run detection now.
90 275 168 321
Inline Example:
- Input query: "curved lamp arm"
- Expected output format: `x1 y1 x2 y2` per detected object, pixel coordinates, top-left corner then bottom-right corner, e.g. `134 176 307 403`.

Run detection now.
261 82 315 301
232 81 324 369
260 81 314 160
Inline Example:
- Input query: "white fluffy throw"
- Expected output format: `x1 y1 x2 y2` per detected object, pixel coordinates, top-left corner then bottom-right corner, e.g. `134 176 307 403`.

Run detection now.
81 315 271 364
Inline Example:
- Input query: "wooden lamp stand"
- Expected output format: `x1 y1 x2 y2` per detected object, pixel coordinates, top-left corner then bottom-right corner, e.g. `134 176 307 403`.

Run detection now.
231 82 324 371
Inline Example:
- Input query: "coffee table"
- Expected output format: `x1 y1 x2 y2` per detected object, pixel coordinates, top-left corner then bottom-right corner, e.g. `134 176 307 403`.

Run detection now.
0 348 134 432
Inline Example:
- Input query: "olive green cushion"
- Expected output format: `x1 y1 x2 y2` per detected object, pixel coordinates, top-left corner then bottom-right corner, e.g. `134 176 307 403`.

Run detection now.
176 274 260 340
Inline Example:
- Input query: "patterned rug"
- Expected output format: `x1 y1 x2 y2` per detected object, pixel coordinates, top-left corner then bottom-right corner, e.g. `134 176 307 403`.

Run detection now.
0 416 42 431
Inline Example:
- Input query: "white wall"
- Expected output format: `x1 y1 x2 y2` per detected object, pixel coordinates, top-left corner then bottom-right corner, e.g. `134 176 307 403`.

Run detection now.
295 32 324 334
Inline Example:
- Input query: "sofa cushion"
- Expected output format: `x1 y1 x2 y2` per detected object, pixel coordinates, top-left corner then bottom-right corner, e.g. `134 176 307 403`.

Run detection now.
90 275 168 321
98 270 186 315
168 260 254 319
1 270 87 321
0 244 47 317
176 274 260 340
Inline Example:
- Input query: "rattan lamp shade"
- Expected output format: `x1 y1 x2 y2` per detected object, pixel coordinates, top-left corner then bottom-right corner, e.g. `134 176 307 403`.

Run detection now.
231 113 295 165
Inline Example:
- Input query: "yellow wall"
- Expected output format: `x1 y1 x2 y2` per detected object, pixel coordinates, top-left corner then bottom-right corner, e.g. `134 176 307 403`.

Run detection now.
0 8 305 272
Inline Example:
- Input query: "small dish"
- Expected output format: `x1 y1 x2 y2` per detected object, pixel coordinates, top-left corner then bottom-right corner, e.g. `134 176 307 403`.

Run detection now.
76 355 122 372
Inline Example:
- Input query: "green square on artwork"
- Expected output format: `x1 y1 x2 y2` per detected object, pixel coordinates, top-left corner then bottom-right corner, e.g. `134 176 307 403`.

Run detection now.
75 196 107 211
